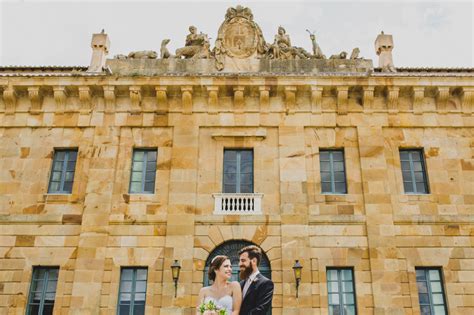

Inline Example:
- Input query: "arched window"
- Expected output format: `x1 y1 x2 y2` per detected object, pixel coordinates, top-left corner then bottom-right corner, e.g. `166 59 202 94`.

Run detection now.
203 240 271 286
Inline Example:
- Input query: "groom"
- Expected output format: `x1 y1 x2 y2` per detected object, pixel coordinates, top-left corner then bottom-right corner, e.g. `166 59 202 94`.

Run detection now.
238 245 274 315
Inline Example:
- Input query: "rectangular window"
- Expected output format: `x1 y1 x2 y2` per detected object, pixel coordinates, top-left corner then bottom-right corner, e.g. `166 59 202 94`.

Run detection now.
320 150 347 194
129 149 157 194
48 149 78 194
327 268 357 315
223 149 253 193
27 267 59 315
117 268 148 315
416 268 447 315
400 149 429 194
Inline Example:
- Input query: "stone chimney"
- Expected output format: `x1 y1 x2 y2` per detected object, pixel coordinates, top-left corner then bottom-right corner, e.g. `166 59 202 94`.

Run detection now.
375 31 396 72
87 30 110 72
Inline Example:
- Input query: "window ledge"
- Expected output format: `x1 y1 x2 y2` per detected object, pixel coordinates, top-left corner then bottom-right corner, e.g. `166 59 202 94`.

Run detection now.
399 194 435 203
122 193 157 203
317 194 356 204
211 128 267 140
43 194 81 204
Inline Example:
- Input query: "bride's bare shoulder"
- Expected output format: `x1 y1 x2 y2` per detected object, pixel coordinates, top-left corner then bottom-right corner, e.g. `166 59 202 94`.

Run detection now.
199 286 211 294
230 281 241 288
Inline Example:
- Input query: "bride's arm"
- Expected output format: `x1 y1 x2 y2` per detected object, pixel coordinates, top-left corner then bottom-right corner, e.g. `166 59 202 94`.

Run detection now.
196 288 205 315
231 281 242 315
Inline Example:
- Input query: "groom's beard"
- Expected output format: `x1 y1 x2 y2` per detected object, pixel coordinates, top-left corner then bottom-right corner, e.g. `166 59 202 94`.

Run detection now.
239 264 253 280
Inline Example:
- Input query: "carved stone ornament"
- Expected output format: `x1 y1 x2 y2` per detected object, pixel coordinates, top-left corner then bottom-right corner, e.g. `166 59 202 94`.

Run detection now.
214 5 267 70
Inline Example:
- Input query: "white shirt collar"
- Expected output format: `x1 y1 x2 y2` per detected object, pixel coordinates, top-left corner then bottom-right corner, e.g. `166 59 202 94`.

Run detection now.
247 270 260 282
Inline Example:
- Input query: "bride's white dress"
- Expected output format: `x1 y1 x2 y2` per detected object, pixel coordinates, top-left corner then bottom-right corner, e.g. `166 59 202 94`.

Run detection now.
204 295 233 313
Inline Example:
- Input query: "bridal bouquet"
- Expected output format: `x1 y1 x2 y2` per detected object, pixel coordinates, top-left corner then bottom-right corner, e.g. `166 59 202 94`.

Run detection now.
198 300 228 315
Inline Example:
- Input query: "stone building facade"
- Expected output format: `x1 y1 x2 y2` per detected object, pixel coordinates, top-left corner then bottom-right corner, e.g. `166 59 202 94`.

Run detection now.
1 6 473 315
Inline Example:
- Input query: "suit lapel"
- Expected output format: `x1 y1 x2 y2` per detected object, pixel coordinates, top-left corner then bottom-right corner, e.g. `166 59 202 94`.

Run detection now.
242 273 261 303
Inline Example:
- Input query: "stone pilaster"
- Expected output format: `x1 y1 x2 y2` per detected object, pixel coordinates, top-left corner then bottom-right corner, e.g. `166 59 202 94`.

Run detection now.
161 113 199 313
278 126 310 309
69 127 118 314
358 126 402 315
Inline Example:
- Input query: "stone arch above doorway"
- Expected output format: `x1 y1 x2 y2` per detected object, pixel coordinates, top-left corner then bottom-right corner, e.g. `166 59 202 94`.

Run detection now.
203 239 271 286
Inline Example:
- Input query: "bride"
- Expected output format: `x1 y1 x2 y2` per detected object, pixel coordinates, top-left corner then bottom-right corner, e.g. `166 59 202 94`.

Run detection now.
197 255 242 315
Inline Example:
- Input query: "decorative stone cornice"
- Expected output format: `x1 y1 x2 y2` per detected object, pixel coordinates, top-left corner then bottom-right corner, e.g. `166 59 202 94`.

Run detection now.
78 86 92 113
3 86 17 114
310 86 323 113
436 87 450 112
53 86 68 112
258 86 270 113
206 86 219 114
155 86 168 113
363 86 375 110
387 86 400 112
284 86 297 114
27 86 43 114
103 86 116 113
181 86 193 114
336 86 349 114
462 87 474 114
129 86 142 113
413 86 425 114
234 86 245 112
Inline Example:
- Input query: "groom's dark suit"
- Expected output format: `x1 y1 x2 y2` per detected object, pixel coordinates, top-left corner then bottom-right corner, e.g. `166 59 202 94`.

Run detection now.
239 273 274 315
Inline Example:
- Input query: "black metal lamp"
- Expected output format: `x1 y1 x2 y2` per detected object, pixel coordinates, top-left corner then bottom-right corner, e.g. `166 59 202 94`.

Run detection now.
293 260 303 298
171 260 181 297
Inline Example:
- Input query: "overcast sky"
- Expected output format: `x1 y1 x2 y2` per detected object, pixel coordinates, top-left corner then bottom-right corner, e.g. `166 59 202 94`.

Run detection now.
1 0 472 68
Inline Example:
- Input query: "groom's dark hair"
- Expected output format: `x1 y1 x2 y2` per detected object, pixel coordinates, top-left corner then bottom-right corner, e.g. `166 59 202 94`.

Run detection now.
238 245 262 266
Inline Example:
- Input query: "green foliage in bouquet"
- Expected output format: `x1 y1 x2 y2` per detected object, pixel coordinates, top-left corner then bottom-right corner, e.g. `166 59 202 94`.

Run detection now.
198 300 228 315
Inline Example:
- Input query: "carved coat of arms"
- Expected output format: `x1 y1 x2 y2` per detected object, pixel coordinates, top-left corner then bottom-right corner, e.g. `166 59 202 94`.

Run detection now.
214 5 267 70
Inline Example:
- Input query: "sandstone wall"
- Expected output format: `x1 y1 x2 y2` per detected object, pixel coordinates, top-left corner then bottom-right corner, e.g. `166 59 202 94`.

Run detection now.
0 74 473 314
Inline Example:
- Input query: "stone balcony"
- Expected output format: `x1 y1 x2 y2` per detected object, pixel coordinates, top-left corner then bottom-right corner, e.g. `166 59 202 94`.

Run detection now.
212 193 263 215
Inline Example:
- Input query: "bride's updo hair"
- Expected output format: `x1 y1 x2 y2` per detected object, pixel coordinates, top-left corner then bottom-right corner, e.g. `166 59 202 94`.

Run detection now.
208 255 229 282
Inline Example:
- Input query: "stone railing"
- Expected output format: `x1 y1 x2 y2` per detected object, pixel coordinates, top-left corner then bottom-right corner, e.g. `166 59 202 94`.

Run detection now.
212 193 263 215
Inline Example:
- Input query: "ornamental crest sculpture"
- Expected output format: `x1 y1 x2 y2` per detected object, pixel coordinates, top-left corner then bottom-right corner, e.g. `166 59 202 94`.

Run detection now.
214 5 267 70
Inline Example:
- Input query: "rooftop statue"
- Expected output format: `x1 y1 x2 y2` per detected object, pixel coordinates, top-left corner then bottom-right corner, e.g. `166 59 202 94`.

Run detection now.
307 30 326 59
175 26 211 59
128 50 158 59
160 39 171 59
269 26 293 60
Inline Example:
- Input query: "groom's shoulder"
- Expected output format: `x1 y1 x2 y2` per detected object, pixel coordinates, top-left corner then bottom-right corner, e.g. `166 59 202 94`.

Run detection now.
257 273 273 284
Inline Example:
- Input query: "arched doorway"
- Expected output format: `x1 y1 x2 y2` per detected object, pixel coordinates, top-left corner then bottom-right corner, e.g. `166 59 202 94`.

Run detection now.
203 240 271 285
203 240 272 314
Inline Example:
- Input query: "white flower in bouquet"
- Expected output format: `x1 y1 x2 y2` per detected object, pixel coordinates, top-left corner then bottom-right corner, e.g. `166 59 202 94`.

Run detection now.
198 300 228 315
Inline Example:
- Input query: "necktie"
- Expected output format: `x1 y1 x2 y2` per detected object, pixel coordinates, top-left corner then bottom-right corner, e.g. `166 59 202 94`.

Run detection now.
243 278 252 297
